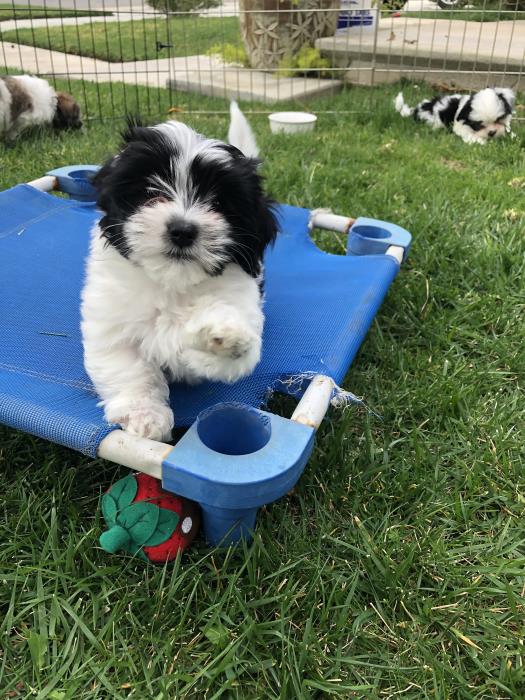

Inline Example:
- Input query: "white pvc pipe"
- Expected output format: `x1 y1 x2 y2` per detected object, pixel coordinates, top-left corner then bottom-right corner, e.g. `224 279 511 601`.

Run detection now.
310 213 406 266
27 175 57 192
386 245 404 265
310 212 356 234
97 430 172 479
291 374 334 430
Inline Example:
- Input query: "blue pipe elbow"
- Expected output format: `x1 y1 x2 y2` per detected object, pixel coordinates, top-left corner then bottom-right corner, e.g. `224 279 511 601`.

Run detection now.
162 403 315 545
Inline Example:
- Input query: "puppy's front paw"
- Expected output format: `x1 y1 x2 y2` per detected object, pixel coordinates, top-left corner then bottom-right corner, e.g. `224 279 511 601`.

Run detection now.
462 134 485 145
195 321 260 361
108 400 174 441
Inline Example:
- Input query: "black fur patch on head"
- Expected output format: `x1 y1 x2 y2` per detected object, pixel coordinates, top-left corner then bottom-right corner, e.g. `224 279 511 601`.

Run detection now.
190 145 277 278
455 98 484 131
93 119 176 257
496 90 514 116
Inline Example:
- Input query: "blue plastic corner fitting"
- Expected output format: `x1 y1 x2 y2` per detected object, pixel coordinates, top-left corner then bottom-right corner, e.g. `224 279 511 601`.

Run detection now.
162 402 315 546
46 165 100 201
347 217 412 261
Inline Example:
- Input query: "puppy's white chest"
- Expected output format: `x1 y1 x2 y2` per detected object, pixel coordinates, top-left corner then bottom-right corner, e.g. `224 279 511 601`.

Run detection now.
139 294 191 368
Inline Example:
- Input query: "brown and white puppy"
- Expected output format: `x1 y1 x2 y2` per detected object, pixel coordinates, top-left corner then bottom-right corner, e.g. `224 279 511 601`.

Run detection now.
0 74 82 142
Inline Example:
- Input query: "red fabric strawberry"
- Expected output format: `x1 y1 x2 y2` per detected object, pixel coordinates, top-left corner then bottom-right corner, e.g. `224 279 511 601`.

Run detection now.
99 473 200 562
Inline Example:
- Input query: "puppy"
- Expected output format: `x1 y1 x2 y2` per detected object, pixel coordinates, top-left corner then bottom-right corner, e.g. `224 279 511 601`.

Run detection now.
394 87 515 144
81 103 277 441
0 74 82 142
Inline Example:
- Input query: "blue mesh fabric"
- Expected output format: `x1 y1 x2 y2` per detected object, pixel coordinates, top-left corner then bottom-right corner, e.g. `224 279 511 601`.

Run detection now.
0 185 399 456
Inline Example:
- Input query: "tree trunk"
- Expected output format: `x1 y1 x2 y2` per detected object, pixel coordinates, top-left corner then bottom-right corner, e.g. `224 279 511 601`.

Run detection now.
239 0 339 70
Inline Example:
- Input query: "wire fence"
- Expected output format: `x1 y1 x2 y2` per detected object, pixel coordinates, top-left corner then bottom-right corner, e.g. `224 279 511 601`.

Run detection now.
0 0 523 121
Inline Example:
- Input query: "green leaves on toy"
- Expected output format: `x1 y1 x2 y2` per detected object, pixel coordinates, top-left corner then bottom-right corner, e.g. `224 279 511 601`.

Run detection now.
100 493 117 527
99 475 179 557
143 508 180 547
107 474 137 510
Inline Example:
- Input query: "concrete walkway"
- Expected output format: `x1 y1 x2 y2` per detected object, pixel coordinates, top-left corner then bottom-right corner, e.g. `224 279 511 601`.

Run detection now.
0 38 218 88
317 17 525 89
0 38 341 102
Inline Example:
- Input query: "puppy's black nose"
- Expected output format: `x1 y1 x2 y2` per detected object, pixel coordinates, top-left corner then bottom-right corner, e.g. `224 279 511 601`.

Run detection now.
488 129 497 137
167 220 197 248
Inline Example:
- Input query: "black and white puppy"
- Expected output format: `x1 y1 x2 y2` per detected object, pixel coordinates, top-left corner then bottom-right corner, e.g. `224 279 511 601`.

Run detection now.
81 103 277 441
0 75 82 142
394 87 515 144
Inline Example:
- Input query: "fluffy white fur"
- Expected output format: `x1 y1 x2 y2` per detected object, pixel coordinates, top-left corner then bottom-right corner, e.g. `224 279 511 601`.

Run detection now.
81 108 274 442
0 79 12 131
0 75 56 139
395 87 515 145
228 100 259 158
82 241 263 440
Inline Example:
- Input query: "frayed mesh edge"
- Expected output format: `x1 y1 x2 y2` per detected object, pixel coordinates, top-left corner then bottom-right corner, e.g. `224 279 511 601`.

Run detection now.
268 372 382 420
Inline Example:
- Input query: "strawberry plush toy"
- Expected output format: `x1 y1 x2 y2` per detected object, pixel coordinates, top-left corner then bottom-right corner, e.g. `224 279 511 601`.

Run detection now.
99 473 200 562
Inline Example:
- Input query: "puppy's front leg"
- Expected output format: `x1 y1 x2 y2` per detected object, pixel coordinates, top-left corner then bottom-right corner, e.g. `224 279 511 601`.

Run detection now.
182 302 262 383
84 343 174 441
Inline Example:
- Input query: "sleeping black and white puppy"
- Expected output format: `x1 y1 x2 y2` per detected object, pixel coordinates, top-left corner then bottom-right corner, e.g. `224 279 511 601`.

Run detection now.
394 87 515 144
0 74 82 142
81 103 277 441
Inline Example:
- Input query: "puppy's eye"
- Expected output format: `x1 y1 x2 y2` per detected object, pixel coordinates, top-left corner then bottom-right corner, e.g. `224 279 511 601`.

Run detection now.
145 196 168 207
469 121 483 132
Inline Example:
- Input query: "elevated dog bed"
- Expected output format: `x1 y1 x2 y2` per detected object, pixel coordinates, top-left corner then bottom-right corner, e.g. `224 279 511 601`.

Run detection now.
0 166 411 546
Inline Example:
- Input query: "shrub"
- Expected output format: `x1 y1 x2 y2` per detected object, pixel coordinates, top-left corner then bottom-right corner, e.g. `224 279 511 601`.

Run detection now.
277 45 334 79
382 0 405 11
147 0 220 13
206 42 250 66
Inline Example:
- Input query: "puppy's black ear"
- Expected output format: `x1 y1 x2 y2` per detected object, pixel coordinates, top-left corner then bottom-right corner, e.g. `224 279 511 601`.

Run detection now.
496 88 515 112
256 195 279 252
228 162 278 278
92 156 115 205
121 114 147 143
219 144 263 170
93 115 147 205
455 98 472 124
92 157 132 258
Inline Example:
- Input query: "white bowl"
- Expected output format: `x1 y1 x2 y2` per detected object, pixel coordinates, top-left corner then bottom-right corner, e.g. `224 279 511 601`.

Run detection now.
268 111 317 134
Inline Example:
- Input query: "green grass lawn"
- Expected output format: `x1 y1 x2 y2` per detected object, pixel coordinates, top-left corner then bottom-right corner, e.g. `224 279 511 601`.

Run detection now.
0 4 111 20
0 16 241 62
1 80 525 698
401 8 525 20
